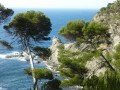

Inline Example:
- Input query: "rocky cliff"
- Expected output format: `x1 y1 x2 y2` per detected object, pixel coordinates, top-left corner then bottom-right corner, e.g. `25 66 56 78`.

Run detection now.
93 0 120 47
49 36 80 65
47 0 120 79
49 36 62 65
49 36 108 76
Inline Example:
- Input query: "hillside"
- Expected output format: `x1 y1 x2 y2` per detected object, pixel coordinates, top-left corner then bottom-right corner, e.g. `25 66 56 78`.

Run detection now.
48 0 120 89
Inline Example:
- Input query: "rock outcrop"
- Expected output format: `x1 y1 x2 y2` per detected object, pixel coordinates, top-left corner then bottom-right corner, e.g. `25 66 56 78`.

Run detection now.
49 36 107 76
49 36 62 65
94 14 120 47
86 57 107 77
49 36 80 65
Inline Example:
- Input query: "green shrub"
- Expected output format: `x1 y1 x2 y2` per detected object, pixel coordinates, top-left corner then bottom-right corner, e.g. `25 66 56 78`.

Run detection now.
25 68 53 80
33 46 51 60
83 71 120 90
59 20 85 40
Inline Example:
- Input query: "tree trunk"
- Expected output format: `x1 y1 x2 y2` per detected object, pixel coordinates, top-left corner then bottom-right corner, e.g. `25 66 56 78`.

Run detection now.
91 43 115 72
100 53 115 71
34 79 38 90
25 39 37 90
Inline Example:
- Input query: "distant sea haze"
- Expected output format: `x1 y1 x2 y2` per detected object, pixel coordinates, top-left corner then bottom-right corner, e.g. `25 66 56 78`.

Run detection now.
0 8 98 90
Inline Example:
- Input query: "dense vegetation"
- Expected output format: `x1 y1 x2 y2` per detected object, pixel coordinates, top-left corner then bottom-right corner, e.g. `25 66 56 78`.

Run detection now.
58 17 120 89
53 0 120 90
57 43 120 90
97 0 120 23
58 46 101 86
83 71 120 90
59 20 109 46
59 20 114 71
82 44 120 90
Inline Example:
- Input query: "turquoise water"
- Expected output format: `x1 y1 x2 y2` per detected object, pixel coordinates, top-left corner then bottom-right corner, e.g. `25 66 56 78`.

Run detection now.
0 8 98 90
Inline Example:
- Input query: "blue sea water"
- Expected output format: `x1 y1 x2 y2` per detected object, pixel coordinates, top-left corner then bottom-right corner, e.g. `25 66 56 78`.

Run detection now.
0 8 98 90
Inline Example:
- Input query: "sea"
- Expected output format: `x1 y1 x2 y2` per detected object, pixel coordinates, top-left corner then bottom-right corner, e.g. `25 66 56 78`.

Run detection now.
0 8 98 90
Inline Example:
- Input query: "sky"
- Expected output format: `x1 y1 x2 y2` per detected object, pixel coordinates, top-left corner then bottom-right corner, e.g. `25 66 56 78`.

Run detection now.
0 0 116 9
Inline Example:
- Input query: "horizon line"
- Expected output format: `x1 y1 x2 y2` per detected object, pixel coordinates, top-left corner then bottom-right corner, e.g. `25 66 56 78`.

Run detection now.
10 7 100 10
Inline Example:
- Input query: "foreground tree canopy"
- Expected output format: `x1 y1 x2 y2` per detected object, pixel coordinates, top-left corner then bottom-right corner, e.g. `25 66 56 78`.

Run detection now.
4 10 51 43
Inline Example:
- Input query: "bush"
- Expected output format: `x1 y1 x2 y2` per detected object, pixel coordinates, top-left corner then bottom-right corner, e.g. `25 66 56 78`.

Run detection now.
59 20 85 40
83 71 120 90
42 79 62 90
33 46 51 60
25 68 53 80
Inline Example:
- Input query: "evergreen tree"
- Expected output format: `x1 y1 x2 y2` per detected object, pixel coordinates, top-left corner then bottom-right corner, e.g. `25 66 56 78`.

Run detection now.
4 10 51 90
59 20 115 72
